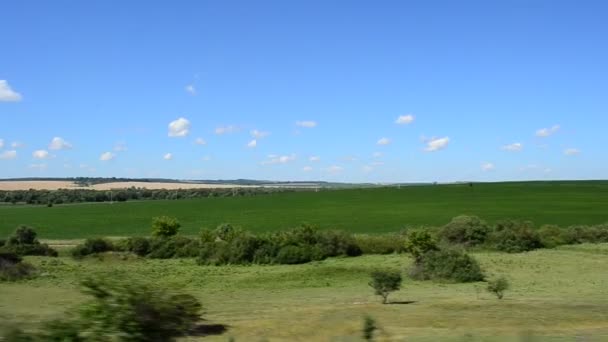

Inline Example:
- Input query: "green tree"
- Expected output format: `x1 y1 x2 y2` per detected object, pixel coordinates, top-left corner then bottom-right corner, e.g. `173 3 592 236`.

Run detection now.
487 276 510 299
404 231 438 264
369 270 402 304
152 216 181 238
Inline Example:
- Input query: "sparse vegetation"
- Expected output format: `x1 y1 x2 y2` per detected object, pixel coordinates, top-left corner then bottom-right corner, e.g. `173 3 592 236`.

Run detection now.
369 270 403 304
487 276 510 299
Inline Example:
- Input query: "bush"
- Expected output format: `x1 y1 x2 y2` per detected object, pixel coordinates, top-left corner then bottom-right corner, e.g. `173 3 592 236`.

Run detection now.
125 237 152 256
487 276 510 299
409 249 484 283
275 245 314 264
404 231 438 263
362 316 378 341
71 238 114 258
538 225 567 248
317 230 362 257
354 234 407 255
148 236 197 259
439 215 490 247
490 221 543 253
369 270 402 304
1 226 58 257
152 216 181 238
8 278 203 341
0 252 36 281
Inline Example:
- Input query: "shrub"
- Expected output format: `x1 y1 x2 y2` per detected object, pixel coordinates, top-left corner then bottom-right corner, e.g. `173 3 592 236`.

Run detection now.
152 216 181 238
71 238 114 258
439 215 490 247
487 276 510 299
404 231 438 263
409 249 484 283
148 236 197 259
1 226 57 257
213 223 244 242
0 252 36 282
538 225 567 248
125 237 152 256
7 225 38 245
10 278 203 341
354 234 407 255
317 230 362 257
362 316 378 341
275 245 313 264
369 270 402 304
490 221 543 253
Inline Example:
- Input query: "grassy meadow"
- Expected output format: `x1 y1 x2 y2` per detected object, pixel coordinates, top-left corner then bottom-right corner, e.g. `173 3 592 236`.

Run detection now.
1 244 607 341
1 181 608 239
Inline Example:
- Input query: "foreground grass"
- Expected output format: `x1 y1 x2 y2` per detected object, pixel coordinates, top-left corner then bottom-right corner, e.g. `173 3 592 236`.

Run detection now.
1 181 608 238
1 244 607 341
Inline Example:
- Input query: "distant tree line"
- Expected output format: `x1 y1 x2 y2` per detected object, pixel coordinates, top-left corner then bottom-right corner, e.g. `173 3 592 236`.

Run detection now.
0 187 296 205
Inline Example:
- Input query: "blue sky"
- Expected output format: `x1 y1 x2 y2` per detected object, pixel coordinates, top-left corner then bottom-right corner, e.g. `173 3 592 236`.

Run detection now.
1 0 606 182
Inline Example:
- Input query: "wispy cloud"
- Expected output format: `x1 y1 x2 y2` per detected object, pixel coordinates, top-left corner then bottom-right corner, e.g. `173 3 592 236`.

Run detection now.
247 139 257 148
502 142 523 152
481 162 495 172
326 165 344 174
0 150 17 160
377 137 391 145
302 166 313 172
163 153 173 160
251 129 270 139
0 80 22 102
564 148 580 156
309 156 320 162
395 114 415 125
424 137 450 152
99 152 115 161
114 142 128 152
215 125 238 135
49 137 72 150
185 84 196 95
168 117 191 137
296 120 317 128
32 150 51 159
536 125 560 137
261 154 296 165
194 137 206 145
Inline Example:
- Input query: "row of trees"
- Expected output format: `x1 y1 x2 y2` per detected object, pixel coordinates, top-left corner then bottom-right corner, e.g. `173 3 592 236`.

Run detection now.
0 187 293 205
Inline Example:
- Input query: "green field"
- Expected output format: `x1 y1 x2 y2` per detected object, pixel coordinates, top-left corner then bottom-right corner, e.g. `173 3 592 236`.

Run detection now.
1 181 608 239
2 244 607 341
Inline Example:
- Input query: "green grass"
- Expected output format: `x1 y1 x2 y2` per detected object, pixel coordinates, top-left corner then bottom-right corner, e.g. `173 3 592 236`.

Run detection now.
1 181 608 239
1 244 607 340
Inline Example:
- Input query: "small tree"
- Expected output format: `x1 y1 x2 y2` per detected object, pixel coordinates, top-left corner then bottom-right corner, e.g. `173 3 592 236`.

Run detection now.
404 231 438 264
362 316 378 341
369 270 402 304
7 225 38 245
487 276 510 299
152 216 181 238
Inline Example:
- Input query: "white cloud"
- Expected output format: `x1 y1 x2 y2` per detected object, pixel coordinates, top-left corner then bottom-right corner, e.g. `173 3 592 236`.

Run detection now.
424 137 450 152
372 152 383 158
326 165 344 174
194 137 206 145
0 139 3 148
262 154 296 165
28 163 47 171
251 129 270 139
247 139 257 148
11 141 24 149
309 156 320 162
395 114 415 125
49 137 72 150
564 148 580 156
377 137 391 145
185 84 196 95
0 150 17 160
341 156 358 162
296 120 317 128
163 153 173 160
114 142 128 152
168 117 191 137
0 80 22 102
370 161 384 166
215 125 238 135
481 162 495 172
302 166 313 172
536 125 560 137
32 150 51 159
502 142 523 152
99 152 115 161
